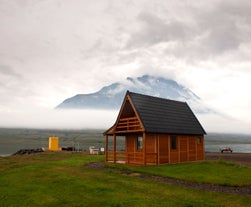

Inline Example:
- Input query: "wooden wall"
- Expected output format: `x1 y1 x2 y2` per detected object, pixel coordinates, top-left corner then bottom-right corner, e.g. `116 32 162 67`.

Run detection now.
145 134 157 164
158 134 169 164
126 134 143 165
124 133 204 165
158 134 204 164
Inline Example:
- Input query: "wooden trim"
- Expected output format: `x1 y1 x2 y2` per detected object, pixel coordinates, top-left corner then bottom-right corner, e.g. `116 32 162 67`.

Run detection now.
116 124 141 129
113 134 116 163
168 136 170 164
104 94 132 136
119 117 140 121
157 134 160 165
127 95 145 132
125 135 127 163
195 137 197 161
105 93 145 135
187 137 189 162
105 135 108 162
143 132 146 165
178 136 180 162
202 135 205 160
114 129 144 134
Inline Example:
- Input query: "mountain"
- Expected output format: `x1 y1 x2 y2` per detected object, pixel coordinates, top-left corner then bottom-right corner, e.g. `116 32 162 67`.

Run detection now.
56 75 211 113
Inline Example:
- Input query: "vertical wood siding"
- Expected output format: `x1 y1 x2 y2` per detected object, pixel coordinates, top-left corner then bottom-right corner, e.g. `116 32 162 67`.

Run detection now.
122 133 204 165
179 137 188 162
158 134 169 164
148 134 204 165
145 134 157 164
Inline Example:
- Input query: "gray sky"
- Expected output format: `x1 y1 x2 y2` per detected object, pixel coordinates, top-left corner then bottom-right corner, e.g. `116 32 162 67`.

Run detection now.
0 0 251 133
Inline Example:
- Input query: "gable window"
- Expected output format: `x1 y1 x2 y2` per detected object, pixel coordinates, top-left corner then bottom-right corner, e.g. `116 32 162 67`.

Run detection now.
171 136 177 150
137 136 143 150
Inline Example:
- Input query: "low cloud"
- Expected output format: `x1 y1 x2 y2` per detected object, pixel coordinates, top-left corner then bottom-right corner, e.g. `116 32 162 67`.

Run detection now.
126 11 189 48
0 65 22 78
0 107 117 129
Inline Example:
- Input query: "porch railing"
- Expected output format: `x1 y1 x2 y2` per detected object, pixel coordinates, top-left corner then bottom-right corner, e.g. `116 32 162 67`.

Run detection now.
106 151 158 165
116 117 142 132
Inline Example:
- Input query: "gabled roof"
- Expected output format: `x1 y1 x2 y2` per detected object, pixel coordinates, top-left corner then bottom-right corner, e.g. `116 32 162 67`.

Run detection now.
128 91 206 135
105 91 206 135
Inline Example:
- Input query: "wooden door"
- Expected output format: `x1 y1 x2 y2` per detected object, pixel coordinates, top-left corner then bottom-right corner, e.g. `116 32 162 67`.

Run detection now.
158 134 169 164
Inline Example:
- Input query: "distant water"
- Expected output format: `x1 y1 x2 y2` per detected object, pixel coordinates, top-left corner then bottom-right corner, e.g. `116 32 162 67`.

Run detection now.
205 133 251 153
1 142 251 156
0 129 251 156
205 144 251 153
0 128 105 157
0 142 45 156
2 143 250 156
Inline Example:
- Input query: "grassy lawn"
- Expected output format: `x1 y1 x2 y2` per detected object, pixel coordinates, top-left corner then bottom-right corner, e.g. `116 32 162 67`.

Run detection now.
0 153 250 207
108 160 251 187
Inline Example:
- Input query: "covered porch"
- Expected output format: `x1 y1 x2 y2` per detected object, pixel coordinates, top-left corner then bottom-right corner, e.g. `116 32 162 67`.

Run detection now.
104 132 158 166
103 93 158 165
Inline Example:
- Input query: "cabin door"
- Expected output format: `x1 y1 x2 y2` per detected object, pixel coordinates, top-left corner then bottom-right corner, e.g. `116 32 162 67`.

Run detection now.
158 134 169 164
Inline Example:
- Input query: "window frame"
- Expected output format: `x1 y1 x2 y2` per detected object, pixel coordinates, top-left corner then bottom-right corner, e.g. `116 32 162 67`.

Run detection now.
171 136 177 150
197 137 202 144
137 136 143 151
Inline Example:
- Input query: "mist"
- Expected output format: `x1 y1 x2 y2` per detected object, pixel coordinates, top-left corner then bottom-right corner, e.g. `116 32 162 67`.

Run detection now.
0 107 117 130
0 105 250 135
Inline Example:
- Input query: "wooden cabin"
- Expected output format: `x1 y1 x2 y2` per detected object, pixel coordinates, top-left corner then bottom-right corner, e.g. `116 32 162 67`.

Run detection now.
104 91 206 166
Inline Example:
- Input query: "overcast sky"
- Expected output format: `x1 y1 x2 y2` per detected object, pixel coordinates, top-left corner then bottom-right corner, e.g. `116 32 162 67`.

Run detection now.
0 0 251 133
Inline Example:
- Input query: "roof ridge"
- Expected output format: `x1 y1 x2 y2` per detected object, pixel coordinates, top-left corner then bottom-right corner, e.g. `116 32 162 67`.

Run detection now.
127 90 187 104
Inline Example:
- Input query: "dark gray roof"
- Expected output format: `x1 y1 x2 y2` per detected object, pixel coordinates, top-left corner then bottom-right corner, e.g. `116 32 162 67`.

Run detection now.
128 91 206 135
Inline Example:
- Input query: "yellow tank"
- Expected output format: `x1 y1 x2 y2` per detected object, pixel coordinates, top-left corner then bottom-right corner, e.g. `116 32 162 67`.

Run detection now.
49 137 61 151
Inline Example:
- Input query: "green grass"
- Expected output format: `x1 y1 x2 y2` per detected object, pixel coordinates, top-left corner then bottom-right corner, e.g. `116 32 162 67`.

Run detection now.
0 153 250 207
108 160 251 187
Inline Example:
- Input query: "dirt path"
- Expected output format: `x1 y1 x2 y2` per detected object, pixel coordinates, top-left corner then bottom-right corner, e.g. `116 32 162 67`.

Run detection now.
86 154 251 196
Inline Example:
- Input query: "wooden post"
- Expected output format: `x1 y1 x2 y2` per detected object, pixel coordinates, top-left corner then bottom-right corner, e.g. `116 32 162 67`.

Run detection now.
113 134 116 163
105 135 108 162
156 134 159 165
125 135 128 164
168 136 170 164
187 137 189 161
202 136 205 160
143 132 146 166
195 137 197 161
178 136 180 163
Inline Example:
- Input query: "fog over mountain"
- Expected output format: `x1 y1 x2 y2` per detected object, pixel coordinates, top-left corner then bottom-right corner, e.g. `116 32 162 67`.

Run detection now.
57 75 212 114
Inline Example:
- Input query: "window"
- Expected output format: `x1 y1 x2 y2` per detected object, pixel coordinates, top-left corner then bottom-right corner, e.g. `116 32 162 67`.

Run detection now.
198 137 202 144
137 136 143 150
171 136 177 150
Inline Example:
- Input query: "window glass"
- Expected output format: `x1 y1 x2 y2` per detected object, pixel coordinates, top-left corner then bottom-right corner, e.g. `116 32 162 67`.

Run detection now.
171 136 177 150
137 136 142 150
198 137 202 144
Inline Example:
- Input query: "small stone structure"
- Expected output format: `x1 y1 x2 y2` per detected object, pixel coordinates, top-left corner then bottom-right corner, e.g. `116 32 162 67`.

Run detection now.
89 146 100 155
